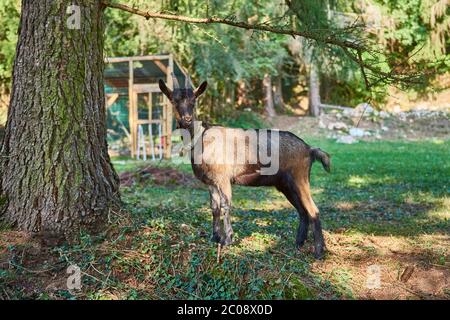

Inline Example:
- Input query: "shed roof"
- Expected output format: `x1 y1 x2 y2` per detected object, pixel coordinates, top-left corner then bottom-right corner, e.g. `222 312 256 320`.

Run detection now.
104 54 188 89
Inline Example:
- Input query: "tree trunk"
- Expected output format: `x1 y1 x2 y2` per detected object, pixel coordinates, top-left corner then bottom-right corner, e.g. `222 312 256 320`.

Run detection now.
0 0 120 240
308 63 321 117
273 76 285 111
263 74 276 117
236 80 249 108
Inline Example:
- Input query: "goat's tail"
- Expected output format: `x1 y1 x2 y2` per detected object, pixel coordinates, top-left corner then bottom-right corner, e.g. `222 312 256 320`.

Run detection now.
310 148 331 173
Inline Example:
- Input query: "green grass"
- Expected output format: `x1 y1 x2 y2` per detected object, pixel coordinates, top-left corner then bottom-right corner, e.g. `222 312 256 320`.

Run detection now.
306 137 450 235
2 137 449 300
87 137 448 299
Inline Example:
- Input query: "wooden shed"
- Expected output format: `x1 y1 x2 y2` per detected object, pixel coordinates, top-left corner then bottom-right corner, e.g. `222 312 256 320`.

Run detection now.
104 54 188 159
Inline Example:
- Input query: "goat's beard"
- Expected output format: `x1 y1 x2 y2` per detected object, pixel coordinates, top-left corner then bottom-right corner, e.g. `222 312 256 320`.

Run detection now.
178 120 195 130
176 120 188 129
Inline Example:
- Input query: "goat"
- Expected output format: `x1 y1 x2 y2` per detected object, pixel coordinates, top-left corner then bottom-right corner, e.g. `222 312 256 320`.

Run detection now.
159 75 331 259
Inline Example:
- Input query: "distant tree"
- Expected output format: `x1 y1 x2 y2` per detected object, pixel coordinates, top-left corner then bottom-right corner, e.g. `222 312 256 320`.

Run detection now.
263 74 276 116
308 64 321 117
273 75 286 111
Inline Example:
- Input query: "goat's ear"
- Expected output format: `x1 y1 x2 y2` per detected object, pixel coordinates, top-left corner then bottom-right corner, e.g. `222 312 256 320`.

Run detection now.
159 79 172 100
194 81 208 98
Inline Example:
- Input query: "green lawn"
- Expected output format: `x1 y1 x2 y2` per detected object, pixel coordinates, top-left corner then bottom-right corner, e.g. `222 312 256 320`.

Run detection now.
103 137 449 299
1 137 449 299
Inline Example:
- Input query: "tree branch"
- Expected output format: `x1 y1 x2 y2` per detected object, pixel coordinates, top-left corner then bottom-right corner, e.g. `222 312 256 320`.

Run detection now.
102 0 363 51
341 47 423 86
102 0 426 88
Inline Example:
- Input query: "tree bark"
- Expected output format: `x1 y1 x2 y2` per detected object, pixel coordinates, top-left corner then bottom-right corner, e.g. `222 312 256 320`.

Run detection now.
273 75 285 111
308 63 321 117
263 74 276 117
0 0 120 240
236 81 250 108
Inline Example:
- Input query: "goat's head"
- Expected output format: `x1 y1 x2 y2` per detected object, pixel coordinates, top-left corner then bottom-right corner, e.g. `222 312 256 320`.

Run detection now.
159 74 207 129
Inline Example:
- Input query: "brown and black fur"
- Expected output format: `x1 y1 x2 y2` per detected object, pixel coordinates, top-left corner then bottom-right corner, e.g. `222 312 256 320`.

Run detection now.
159 79 331 259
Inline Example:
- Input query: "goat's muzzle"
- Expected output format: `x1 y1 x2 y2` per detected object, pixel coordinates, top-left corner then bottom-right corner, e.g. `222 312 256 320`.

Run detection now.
180 116 192 128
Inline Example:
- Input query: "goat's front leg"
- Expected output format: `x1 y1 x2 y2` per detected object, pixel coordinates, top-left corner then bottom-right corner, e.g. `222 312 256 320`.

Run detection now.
209 185 222 243
219 181 233 246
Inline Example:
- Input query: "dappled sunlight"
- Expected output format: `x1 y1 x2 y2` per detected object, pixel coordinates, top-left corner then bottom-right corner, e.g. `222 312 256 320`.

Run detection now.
253 218 272 227
347 175 367 187
233 190 291 212
310 187 325 196
425 196 450 219
235 233 279 253
347 175 397 188
426 209 450 220
334 201 356 211
430 138 445 145
234 199 290 212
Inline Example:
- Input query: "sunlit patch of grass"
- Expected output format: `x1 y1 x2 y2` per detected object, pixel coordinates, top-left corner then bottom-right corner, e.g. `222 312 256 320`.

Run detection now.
347 175 397 188
347 175 367 187
426 209 450 220
430 138 445 144
238 233 279 253
328 268 354 299
283 277 316 299
335 201 356 211
311 187 325 196
253 218 271 227
427 196 450 219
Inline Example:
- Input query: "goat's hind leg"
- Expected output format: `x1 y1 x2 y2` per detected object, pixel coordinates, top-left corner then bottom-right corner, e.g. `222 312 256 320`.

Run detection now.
276 173 310 251
295 208 310 250
297 181 325 259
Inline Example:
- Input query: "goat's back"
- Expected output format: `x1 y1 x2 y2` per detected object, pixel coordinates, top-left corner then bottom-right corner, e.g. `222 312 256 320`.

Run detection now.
190 126 314 186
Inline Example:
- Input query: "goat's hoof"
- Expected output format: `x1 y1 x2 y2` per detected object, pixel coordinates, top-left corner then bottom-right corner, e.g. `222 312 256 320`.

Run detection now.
211 233 222 243
313 244 326 260
296 241 306 250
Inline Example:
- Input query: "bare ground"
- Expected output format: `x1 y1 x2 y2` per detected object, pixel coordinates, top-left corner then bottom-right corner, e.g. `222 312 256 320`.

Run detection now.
269 111 450 141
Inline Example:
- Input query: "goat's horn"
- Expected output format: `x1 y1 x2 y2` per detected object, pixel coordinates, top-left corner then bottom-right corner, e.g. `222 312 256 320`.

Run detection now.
171 72 180 89
185 75 192 89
